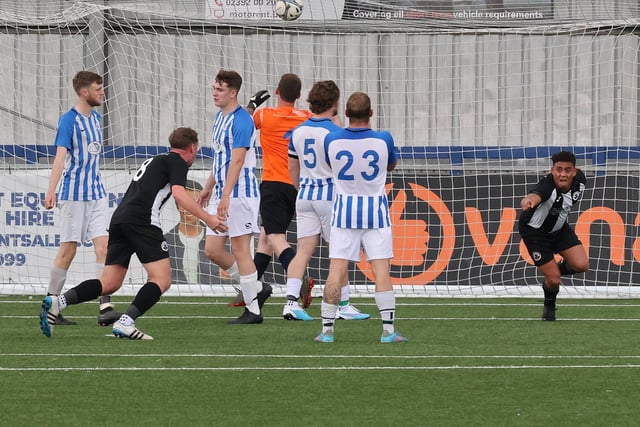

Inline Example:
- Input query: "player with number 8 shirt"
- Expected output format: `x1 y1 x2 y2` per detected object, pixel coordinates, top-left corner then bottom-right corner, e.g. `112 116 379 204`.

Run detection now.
39 127 227 340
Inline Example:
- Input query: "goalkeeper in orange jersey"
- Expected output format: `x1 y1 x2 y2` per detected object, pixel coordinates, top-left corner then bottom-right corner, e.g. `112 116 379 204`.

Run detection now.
238 73 315 308
518 150 589 321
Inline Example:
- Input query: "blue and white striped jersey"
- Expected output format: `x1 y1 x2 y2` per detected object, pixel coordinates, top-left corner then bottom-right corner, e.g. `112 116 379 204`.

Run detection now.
324 127 397 229
211 106 259 199
288 117 340 201
55 108 106 201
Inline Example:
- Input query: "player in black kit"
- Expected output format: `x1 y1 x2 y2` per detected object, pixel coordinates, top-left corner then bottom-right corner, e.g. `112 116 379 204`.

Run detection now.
518 150 589 321
39 127 227 339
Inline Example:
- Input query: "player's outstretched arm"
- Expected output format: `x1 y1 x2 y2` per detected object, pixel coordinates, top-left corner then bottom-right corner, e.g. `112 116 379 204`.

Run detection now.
172 185 227 233
246 89 270 114
520 193 542 211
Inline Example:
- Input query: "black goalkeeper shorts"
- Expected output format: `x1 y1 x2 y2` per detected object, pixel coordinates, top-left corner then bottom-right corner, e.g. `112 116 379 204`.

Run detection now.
259 181 297 235
519 223 581 266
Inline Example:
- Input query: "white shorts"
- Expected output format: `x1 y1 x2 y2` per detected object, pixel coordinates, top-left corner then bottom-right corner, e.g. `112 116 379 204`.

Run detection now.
206 197 260 238
295 199 332 241
329 226 394 262
58 198 109 243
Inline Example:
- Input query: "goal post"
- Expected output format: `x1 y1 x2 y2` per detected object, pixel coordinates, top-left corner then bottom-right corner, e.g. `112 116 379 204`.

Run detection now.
0 0 639 297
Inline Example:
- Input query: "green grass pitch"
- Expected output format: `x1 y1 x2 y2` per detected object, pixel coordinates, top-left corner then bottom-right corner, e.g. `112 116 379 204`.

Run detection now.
2 295 640 426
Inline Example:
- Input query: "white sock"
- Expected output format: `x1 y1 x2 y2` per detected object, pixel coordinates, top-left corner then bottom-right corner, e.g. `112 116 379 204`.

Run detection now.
320 301 338 334
286 277 302 299
240 272 260 315
47 265 67 295
375 291 396 334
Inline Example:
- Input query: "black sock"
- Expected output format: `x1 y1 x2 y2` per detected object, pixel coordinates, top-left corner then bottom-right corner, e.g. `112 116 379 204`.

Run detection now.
254 252 272 280
278 247 296 272
542 283 559 306
558 260 576 276
62 279 102 305
126 282 162 320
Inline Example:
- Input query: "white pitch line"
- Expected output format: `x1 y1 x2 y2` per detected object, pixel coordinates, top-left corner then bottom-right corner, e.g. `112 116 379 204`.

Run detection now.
402 317 640 321
2 353 640 359
2 365 640 372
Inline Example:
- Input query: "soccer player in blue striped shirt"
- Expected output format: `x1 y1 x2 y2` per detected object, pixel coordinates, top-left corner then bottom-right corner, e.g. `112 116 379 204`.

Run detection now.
316 91 407 343
284 80 370 321
200 69 269 324
44 71 120 327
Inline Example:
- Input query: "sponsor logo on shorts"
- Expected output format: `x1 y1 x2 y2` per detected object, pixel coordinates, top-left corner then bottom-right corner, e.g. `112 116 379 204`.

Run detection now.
244 222 252 229
161 241 169 252
532 251 542 262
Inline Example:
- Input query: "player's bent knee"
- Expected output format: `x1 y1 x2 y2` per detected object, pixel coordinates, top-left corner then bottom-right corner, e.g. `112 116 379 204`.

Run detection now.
101 281 123 295
573 260 589 273
544 279 561 289
204 247 221 262
545 276 562 288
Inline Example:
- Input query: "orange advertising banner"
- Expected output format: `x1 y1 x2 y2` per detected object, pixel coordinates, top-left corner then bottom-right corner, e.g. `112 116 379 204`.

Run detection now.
267 174 640 287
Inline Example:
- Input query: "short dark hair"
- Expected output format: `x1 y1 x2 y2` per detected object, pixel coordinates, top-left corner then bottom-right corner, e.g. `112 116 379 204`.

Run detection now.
169 127 198 149
307 80 340 115
277 73 302 103
552 150 576 166
72 71 103 94
345 91 371 120
215 69 243 92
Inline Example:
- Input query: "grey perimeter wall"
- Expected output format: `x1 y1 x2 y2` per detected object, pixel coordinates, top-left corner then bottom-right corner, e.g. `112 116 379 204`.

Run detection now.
0 1 639 151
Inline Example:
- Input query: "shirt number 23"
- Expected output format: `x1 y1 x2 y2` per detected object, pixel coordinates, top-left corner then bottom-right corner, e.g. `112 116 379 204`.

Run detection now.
335 149 380 181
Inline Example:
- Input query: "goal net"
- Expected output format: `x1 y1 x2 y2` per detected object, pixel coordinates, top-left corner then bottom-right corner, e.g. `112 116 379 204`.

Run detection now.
1 0 639 297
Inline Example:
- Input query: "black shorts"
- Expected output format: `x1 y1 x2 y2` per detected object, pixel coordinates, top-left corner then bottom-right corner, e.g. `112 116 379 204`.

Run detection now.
259 181 297 234
106 223 169 267
519 223 582 266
